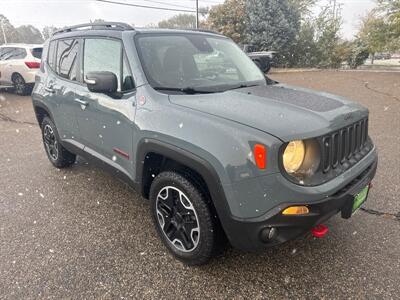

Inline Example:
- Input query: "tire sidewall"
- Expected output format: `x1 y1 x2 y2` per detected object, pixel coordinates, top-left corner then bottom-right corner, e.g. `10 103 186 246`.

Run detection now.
12 74 27 96
150 172 215 264
41 117 62 166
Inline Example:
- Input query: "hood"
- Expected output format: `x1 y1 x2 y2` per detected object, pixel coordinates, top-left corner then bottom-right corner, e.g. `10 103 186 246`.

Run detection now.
169 84 368 141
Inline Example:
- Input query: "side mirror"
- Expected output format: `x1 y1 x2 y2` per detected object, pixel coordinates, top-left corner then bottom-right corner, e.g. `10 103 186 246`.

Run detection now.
253 56 272 74
85 71 118 94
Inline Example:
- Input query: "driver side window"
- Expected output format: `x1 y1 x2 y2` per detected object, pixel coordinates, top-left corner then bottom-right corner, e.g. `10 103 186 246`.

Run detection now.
83 38 134 93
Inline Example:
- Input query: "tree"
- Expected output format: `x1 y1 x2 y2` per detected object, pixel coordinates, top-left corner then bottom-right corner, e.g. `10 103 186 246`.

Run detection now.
346 40 369 69
42 26 59 40
289 20 319 67
158 14 196 29
15 25 43 44
358 12 390 63
0 14 19 44
91 19 106 23
245 0 301 65
377 0 400 51
288 0 317 18
207 0 246 44
313 6 343 68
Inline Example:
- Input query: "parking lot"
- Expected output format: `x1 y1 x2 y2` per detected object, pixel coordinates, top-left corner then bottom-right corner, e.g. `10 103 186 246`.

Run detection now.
0 70 399 299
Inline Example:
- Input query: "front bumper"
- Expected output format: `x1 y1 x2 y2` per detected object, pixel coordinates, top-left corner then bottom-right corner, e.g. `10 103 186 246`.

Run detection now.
222 156 377 252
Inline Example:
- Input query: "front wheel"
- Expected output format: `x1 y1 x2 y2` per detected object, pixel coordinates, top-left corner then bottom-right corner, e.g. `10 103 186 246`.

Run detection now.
150 171 222 265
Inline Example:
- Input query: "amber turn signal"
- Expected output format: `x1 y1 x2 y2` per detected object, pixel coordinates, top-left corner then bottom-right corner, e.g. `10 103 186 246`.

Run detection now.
254 144 267 169
282 206 309 215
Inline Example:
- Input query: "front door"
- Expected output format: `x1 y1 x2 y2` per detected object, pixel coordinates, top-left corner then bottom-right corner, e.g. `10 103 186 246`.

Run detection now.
75 37 136 179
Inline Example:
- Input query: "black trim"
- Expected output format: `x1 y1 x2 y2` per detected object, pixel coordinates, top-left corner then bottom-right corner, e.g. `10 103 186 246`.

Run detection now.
81 36 136 93
32 100 55 126
278 134 374 187
225 158 377 251
135 138 234 239
53 22 134 36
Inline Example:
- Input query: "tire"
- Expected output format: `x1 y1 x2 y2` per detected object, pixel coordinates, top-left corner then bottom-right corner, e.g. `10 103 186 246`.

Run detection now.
150 171 222 265
41 117 76 168
12 73 32 96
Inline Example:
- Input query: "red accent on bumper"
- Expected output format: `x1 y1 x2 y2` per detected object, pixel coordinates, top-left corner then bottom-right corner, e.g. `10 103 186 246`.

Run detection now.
311 224 329 238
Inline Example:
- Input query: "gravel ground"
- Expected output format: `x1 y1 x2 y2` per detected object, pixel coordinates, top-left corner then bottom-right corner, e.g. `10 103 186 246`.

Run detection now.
0 70 399 299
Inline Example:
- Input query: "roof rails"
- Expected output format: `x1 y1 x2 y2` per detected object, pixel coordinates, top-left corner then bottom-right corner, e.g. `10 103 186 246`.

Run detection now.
186 28 223 36
53 22 134 36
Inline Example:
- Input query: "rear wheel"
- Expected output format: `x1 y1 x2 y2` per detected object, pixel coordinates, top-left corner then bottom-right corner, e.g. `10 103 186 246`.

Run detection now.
12 73 32 96
150 171 222 265
41 117 76 168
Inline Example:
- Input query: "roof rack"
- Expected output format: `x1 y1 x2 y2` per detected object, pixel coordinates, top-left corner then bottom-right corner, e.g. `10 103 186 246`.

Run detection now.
186 28 223 36
53 22 134 36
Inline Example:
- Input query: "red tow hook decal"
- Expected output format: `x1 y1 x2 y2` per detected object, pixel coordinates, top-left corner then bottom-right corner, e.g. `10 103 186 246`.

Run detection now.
311 224 329 238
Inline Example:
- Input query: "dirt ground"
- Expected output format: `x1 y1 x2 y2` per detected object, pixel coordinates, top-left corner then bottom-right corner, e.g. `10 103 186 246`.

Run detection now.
0 70 399 299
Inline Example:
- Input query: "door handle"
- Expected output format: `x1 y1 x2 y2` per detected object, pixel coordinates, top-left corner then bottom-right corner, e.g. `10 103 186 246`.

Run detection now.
44 86 55 93
74 98 89 107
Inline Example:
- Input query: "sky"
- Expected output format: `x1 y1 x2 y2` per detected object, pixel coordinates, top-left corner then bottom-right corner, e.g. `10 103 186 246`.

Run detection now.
1 0 377 40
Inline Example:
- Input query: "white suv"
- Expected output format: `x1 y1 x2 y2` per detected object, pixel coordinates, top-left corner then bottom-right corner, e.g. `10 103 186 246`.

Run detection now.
0 44 43 95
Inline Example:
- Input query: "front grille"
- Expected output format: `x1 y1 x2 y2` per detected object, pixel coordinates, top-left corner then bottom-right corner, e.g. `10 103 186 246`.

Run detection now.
321 118 370 173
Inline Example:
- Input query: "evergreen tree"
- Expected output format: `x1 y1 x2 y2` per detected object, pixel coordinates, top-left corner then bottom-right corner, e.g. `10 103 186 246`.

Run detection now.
245 0 301 63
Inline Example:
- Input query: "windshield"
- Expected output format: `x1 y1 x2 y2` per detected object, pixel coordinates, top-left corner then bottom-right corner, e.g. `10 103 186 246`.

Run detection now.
136 33 266 93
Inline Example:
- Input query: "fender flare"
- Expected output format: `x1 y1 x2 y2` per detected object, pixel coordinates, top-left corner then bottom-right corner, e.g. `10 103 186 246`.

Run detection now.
32 100 55 126
135 138 233 232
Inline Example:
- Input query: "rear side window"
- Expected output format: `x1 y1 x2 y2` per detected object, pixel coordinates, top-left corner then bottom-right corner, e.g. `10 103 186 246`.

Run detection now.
11 48 27 59
0 48 14 60
47 41 56 71
0 47 26 60
83 38 134 92
56 39 80 81
31 47 43 59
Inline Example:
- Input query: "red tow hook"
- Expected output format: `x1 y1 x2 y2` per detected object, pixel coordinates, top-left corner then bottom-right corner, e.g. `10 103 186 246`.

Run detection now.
311 224 329 238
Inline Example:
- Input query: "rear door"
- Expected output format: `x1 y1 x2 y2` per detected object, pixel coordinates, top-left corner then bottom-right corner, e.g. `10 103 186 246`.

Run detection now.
1 47 27 84
0 47 9 85
0 47 18 85
46 38 82 145
74 37 136 179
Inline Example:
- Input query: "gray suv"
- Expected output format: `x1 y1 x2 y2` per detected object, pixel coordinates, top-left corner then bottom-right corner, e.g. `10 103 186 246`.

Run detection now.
32 22 378 265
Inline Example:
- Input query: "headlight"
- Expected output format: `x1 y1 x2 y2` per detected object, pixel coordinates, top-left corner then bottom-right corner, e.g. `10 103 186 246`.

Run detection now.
283 140 305 174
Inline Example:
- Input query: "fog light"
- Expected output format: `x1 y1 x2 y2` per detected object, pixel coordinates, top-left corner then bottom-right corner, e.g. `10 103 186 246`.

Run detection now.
282 206 309 215
260 227 278 243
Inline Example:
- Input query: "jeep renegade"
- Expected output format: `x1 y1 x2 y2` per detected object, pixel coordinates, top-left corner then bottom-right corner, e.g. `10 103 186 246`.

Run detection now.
32 23 378 265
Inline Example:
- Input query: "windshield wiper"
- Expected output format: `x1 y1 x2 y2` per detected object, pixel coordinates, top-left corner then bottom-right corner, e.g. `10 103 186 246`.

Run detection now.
153 86 215 94
225 83 261 91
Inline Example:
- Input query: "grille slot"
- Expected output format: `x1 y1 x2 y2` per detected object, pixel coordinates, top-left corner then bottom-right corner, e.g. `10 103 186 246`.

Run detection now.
321 118 369 173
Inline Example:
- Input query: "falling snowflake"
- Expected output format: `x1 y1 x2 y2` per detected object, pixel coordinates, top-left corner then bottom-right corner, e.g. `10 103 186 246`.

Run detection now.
179 123 183 128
